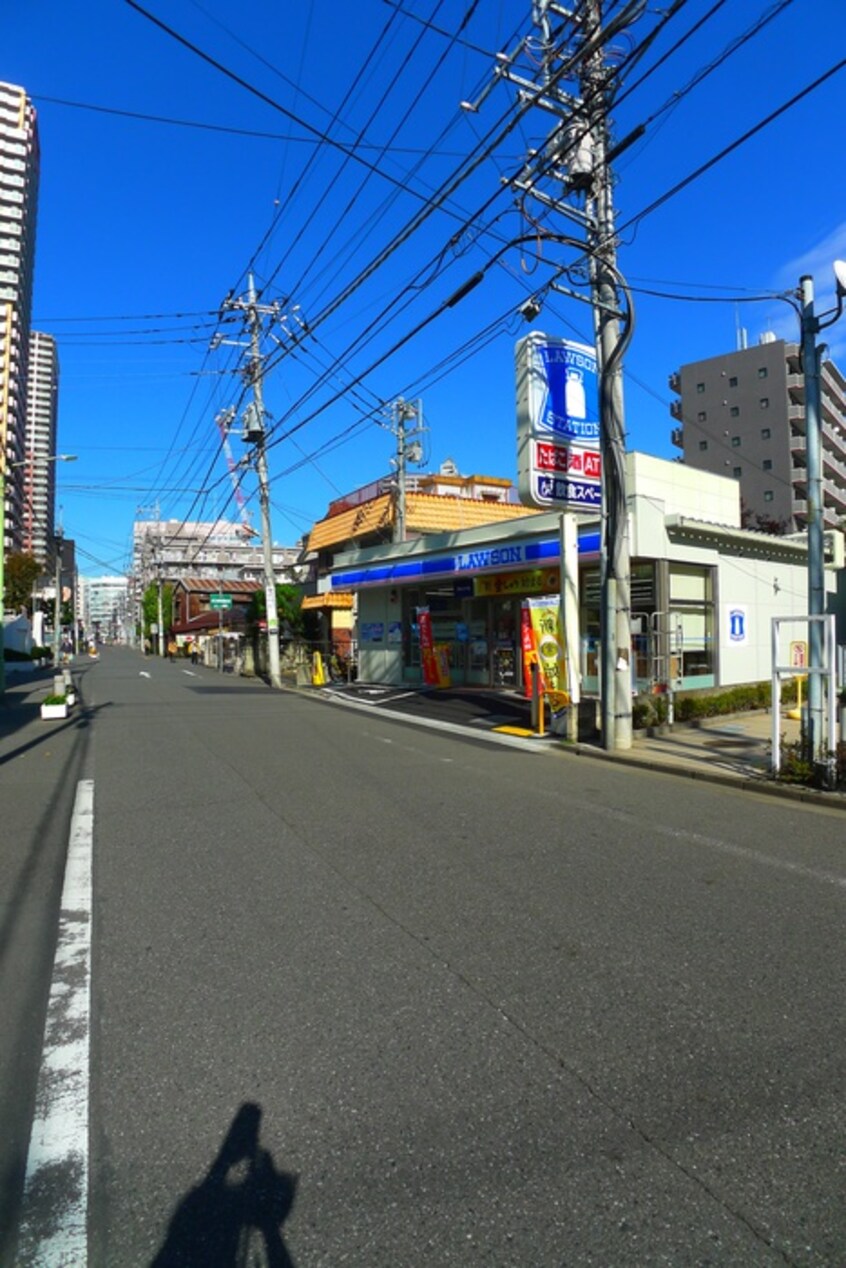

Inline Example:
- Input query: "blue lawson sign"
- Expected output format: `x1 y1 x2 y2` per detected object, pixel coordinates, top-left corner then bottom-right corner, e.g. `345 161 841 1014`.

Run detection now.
516 333 602 512
527 338 599 441
331 528 602 591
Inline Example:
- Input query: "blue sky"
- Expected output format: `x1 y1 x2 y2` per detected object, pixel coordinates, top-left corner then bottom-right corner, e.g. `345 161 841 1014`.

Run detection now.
5 0 846 576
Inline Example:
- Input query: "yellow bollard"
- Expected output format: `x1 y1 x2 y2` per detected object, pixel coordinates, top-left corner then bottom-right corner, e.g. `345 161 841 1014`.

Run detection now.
786 673 803 722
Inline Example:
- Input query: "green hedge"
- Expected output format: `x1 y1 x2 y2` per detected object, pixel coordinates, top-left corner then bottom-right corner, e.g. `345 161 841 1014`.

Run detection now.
632 680 798 730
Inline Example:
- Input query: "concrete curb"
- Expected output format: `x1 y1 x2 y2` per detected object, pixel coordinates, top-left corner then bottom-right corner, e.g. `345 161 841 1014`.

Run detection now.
556 739 846 811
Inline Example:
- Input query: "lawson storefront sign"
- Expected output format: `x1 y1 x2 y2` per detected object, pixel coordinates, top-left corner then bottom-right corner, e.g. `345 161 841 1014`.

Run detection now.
516 333 602 512
330 527 601 592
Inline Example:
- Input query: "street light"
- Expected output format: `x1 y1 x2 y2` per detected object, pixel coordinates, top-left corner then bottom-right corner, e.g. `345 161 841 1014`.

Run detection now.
794 265 845 776
0 452 77 693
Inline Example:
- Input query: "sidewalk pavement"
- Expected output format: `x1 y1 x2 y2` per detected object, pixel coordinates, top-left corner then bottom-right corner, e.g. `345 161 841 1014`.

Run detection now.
316 682 846 810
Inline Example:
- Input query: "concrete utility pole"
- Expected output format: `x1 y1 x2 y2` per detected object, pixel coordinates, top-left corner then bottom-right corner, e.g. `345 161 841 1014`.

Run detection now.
220 275 283 690
156 557 165 658
581 0 632 751
499 0 636 749
797 265 846 774
800 274 825 766
53 529 63 673
391 399 424 543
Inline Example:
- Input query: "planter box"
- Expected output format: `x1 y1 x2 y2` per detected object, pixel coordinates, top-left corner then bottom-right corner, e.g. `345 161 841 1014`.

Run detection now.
41 702 68 720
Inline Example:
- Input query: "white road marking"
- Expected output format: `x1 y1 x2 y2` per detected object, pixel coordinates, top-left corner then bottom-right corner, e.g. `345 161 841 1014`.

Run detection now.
181 669 197 676
17 779 94 1266
601 805 846 891
139 671 151 678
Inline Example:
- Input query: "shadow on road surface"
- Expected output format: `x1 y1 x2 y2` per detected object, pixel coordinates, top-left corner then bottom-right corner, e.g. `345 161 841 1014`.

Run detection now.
151 1103 298 1268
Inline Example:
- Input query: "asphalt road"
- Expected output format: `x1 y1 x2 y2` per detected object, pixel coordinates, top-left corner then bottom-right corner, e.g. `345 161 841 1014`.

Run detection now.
5 647 845 1266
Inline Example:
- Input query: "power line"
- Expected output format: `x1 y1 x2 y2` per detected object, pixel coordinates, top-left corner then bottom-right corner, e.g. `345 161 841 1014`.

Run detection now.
123 0 481 203
620 55 846 236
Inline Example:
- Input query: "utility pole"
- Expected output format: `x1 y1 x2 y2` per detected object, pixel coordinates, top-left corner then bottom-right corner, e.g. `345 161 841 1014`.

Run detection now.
499 0 635 749
391 399 424 543
53 529 63 673
156 557 165 658
582 0 632 750
800 275 824 767
219 275 283 690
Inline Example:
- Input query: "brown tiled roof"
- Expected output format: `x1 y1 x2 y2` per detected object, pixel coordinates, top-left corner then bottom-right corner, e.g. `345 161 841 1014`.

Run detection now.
301 592 355 610
171 610 248 634
307 492 539 551
174 578 263 595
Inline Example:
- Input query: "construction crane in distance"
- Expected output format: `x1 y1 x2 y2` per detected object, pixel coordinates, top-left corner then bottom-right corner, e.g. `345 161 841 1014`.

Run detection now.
215 407 257 539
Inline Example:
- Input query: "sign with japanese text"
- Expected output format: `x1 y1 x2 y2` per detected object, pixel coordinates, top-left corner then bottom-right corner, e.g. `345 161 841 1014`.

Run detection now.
516 333 602 513
474 567 560 598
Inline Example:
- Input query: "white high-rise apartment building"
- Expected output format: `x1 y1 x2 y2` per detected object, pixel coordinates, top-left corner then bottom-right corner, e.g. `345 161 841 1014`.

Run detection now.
79 575 130 643
0 81 40 554
23 330 58 564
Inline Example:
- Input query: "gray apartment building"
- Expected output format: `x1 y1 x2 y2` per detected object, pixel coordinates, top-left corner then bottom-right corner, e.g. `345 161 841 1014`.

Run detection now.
670 336 846 533
23 330 59 563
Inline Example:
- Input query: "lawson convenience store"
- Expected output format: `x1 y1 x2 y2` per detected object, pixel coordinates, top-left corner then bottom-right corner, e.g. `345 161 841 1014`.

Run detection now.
327 453 835 695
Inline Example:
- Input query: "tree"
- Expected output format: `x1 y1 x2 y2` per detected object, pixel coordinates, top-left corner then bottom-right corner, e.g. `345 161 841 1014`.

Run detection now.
4 552 42 613
247 584 305 636
141 582 173 641
740 499 789 536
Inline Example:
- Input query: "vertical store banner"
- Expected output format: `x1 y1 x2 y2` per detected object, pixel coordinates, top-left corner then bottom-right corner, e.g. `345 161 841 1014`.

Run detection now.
416 607 440 687
524 596 571 714
520 604 537 697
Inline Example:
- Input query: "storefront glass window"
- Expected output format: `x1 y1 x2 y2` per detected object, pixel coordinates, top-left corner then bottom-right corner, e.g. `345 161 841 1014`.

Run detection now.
668 564 714 683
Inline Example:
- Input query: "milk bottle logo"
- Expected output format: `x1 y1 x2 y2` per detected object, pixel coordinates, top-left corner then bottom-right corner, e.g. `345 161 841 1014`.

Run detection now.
565 367 586 421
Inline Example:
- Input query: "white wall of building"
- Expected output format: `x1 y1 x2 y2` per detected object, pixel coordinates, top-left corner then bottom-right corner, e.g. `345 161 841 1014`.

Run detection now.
357 589 404 684
629 451 741 528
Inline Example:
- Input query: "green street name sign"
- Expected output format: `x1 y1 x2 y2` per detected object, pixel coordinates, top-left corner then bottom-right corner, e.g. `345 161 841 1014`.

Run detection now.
209 594 233 610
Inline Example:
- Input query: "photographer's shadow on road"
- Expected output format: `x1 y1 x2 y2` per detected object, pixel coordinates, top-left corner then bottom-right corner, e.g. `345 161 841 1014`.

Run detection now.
151 1102 298 1268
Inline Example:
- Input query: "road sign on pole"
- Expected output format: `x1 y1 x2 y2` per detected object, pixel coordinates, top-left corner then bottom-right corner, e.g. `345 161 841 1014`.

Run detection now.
789 640 807 669
209 594 233 610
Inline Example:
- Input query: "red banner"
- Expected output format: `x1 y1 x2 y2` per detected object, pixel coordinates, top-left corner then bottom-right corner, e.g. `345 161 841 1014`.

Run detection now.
520 604 537 697
417 607 439 686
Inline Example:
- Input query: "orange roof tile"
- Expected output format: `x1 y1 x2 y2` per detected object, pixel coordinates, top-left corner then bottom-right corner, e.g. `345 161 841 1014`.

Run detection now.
307 492 538 551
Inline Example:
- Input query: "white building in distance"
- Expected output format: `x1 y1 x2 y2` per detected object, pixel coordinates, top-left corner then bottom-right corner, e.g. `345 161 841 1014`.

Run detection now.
79 575 130 644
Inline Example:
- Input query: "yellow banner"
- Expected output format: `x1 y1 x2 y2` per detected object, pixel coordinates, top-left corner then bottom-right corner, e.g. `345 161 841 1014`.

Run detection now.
474 567 559 598
526 597 570 708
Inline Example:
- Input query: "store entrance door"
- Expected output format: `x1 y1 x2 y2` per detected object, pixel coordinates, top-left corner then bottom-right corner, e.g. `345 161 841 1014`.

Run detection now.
490 597 518 688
